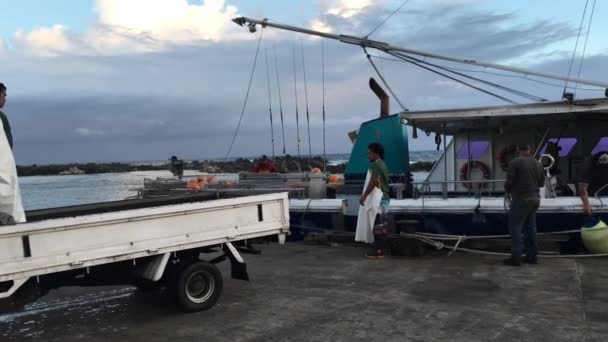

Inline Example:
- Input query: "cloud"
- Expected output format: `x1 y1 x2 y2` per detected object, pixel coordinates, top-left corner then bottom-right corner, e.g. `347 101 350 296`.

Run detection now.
95 0 239 41
11 0 245 56
2 1 608 164
310 19 334 34
13 25 75 57
326 0 374 18
75 128 105 137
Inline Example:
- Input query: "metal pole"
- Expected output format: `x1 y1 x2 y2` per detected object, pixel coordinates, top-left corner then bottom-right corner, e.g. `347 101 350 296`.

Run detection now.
233 17 608 88
443 122 448 199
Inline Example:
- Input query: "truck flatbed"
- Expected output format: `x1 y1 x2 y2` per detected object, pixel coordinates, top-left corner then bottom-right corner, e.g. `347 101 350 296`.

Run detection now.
0 192 290 312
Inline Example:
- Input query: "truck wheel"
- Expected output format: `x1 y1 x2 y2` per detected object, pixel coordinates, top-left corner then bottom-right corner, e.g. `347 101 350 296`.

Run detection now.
173 261 223 312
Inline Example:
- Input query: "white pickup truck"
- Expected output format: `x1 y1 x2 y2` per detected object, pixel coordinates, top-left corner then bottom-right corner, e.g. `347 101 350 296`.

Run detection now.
0 192 289 312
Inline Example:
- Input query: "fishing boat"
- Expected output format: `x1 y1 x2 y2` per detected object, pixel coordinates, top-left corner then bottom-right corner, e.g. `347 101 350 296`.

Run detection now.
226 16 608 251
135 12 608 252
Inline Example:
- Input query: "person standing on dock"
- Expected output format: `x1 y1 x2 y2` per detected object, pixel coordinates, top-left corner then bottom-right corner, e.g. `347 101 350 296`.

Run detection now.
356 143 390 259
0 82 25 224
0 83 13 149
578 151 608 217
504 144 545 266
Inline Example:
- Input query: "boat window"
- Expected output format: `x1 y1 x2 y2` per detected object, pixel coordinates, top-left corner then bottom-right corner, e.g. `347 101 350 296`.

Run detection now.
592 137 608 155
457 141 489 160
540 138 577 157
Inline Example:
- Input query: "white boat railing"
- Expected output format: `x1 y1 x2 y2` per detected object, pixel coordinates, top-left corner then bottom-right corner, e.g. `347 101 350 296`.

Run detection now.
413 179 506 199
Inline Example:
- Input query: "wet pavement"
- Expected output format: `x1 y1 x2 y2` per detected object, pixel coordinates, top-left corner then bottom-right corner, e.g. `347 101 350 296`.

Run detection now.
1 243 607 342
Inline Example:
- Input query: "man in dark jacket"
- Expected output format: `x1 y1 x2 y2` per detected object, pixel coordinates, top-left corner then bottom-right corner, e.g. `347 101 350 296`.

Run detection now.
578 151 608 216
0 83 13 149
504 144 546 266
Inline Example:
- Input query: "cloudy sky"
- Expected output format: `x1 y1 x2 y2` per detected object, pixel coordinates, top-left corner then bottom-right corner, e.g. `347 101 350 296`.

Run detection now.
1 0 607 164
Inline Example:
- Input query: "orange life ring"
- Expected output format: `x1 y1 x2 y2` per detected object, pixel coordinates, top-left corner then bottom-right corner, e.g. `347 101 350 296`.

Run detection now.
498 144 518 172
459 160 491 190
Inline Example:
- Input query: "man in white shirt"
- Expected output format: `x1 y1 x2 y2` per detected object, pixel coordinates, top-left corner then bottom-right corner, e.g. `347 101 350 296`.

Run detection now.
0 83 25 225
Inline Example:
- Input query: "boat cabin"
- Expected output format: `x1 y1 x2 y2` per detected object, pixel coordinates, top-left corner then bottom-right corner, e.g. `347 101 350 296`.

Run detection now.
402 97 608 198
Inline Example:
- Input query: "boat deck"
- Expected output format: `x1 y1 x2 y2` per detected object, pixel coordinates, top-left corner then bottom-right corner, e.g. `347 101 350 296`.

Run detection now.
1 243 607 341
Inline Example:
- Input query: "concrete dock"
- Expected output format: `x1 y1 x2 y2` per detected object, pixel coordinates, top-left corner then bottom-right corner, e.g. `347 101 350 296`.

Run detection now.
1 243 607 341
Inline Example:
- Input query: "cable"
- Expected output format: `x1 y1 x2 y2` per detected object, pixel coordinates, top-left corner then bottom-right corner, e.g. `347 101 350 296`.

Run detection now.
321 40 327 173
574 0 597 95
300 40 313 165
292 44 302 171
392 51 547 102
264 46 276 160
563 0 590 95
364 48 409 111
224 29 263 159
369 54 604 91
273 45 287 157
366 0 411 38
385 50 517 104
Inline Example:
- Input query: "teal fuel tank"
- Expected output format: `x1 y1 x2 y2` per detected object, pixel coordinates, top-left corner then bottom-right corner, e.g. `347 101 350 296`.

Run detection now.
345 114 410 177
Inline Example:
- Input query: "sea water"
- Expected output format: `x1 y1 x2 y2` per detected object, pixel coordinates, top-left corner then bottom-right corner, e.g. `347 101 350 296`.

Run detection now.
19 151 440 210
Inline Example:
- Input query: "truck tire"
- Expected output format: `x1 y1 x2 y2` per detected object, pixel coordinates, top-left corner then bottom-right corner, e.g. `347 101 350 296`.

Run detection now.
173 261 223 312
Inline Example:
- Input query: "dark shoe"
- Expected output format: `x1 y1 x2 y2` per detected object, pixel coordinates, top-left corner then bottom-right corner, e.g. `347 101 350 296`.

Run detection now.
366 249 385 259
523 256 538 264
503 258 521 266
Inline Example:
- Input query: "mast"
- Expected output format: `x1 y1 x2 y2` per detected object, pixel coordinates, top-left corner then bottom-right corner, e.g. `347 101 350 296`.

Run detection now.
233 17 608 89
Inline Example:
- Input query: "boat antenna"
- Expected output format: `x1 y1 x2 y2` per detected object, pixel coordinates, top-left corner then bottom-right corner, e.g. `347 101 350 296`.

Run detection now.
264 46 276 160
366 0 411 38
574 0 597 96
292 44 302 171
300 40 313 166
224 28 264 160
321 40 327 173
273 44 288 171
563 0 590 98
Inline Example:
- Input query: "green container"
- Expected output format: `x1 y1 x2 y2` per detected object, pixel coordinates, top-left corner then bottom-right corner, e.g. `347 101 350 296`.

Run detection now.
582 219 608 254
345 115 410 176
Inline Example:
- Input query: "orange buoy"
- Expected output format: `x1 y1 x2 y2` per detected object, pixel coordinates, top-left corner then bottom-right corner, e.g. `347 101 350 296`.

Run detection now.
187 179 202 190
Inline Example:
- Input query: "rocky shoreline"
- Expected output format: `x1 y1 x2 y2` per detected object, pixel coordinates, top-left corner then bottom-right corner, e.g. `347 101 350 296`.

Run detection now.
17 155 435 177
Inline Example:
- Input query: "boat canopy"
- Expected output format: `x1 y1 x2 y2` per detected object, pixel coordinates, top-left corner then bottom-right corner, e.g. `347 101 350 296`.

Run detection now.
401 97 608 135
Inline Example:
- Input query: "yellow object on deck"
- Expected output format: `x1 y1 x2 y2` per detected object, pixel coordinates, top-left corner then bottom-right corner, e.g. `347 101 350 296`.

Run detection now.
582 219 608 254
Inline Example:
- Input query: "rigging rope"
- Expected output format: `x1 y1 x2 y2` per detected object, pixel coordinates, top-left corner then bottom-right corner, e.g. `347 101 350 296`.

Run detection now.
370 54 604 92
385 50 517 104
292 44 303 171
224 29 264 159
574 0 597 95
391 51 547 102
264 46 276 160
321 40 327 173
364 48 409 111
273 45 287 157
563 0 590 96
300 40 313 165
366 0 411 38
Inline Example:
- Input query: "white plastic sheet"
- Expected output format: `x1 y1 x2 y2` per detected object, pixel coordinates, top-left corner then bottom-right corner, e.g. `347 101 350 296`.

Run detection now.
354 170 382 243
0 120 25 223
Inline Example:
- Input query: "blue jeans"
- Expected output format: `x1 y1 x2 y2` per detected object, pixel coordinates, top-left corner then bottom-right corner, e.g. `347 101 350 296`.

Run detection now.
509 197 540 261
